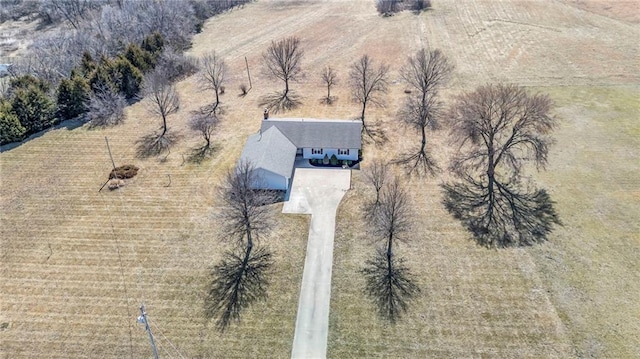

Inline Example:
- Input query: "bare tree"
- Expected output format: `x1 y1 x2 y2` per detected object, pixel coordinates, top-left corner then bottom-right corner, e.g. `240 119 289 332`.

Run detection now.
260 36 304 113
363 159 390 206
44 0 98 29
86 85 126 128
188 112 219 162
349 54 390 141
362 178 418 322
206 161 279 330
320 65 338 104
443 83 561 247
401 49 453 96
369 179 413 257
137 71 180 157
396 49 453 176
199 51 227 114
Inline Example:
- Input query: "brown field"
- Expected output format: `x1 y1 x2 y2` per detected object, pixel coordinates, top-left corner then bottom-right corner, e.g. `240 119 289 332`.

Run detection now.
1 0 639 358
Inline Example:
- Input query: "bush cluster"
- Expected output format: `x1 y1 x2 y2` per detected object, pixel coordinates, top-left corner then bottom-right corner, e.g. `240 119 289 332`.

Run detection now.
1 33 164 145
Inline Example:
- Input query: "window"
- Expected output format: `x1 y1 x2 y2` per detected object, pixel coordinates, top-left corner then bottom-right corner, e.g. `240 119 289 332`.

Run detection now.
338 149 349 155
312 148 323 155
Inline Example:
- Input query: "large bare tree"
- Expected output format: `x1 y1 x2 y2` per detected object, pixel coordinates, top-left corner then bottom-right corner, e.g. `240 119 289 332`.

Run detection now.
137 71 180 157
443 83 561 247
206 161 278 330
199 51 227 114
396 48 453 176
362 178 419 322
349 54 390 141
261 36 304 113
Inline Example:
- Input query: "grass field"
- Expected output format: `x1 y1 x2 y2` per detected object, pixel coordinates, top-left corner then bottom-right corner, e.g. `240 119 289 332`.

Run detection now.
1 0 639 358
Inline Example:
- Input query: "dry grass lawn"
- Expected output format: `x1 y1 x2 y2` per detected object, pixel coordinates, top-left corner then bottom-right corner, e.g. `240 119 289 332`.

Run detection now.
1 0 639 358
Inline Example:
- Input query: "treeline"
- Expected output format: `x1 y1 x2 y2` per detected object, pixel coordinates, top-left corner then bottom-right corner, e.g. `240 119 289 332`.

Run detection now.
0 0 251 145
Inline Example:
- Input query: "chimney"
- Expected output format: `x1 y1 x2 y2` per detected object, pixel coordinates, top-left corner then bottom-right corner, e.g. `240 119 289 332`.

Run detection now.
263 108 269 120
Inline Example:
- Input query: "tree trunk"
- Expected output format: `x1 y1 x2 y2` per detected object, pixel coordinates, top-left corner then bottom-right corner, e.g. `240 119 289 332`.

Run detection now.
419 124 427 154
161 112 167 136
386 232 393 277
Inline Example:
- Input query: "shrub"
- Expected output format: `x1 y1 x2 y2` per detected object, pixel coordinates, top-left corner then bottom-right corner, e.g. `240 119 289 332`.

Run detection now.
240 83 248 95
110 164 139 179
330 154 338 166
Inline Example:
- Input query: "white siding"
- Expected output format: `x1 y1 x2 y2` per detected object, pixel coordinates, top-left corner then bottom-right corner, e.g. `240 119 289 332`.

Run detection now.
302 148 358 161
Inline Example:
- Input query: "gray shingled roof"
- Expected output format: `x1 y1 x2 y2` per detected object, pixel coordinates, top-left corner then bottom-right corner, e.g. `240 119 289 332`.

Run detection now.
239 126 297 179
261 118 362 149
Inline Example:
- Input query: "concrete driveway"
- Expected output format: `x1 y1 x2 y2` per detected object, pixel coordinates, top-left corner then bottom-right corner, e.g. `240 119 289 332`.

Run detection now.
284 168 351 359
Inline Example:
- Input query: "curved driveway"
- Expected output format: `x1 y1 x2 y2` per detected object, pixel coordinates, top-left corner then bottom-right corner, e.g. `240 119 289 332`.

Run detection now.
284 168 351 359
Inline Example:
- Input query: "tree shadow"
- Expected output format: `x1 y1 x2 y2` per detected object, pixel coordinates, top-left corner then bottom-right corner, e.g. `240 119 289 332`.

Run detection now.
195 102 225 117
441 177 561 248
136 131 179 158
361 121 387 146
185 143 219 164
259 91 302 114
205 246 273 332
361 248 420 323
394 146 440 177
320 96 338 105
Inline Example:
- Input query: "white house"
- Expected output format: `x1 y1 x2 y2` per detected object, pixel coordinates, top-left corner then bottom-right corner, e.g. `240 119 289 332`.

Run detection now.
239 117 362 190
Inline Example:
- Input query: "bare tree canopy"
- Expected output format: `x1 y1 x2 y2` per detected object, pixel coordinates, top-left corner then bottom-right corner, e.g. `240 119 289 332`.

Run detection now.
363 159 390 206
401 48 453 96
349 54 390 140
199 51 227 114
396 48 453 176
137 71 180 157
448 84 555 179
369 179 413 247
86 84 126 128
261 36 304 112
188 112 219 162
443 83 560 247
219 160 278 248
144 71 179 137
320 65 338 104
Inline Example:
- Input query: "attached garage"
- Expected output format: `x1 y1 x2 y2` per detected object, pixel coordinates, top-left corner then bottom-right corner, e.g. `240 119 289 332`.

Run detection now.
239 126 297 190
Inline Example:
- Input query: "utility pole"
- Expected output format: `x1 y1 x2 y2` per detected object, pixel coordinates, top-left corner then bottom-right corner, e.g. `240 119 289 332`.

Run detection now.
245 56 252 90
137 303 159 359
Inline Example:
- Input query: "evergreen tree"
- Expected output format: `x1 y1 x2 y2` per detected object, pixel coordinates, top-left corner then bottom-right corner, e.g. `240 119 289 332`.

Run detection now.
0 100 26 145
124 44 156 73
113 57 143 99
11 85 55 133
57 73 90 120
141 32 164 58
